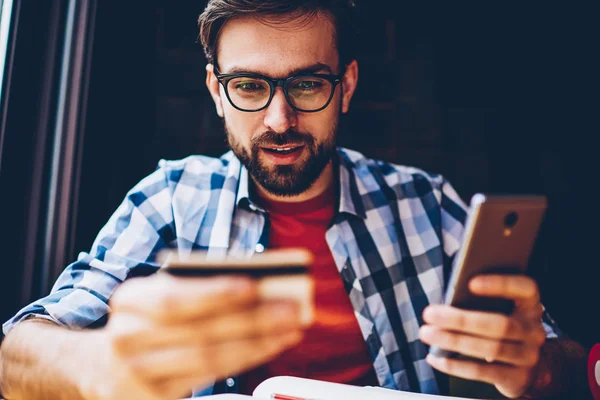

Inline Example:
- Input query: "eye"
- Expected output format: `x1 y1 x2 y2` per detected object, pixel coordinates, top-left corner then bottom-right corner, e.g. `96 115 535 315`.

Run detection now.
294 80 323 91
233 80 267 92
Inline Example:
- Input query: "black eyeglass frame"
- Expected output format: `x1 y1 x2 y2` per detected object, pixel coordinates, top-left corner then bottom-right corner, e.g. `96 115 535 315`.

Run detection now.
214 69 343 113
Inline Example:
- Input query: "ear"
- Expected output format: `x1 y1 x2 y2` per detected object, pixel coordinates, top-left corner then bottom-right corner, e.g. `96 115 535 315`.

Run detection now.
206 63 224 118
340 60 359 114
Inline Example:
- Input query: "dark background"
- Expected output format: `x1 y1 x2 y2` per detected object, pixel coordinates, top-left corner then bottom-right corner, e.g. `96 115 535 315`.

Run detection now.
2 1 598 349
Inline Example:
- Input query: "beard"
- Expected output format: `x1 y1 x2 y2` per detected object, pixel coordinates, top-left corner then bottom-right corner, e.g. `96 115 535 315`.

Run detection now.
225 121 338 197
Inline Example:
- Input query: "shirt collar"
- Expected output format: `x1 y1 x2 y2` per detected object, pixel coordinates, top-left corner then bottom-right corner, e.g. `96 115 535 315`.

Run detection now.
232 148 367 219
235 164 266 213
336 149 367 219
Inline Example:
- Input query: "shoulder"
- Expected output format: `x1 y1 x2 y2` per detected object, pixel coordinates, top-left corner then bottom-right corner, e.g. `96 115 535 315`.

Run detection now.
338 148 467 239
338 147 448 198
124 152 236 206
158 153 233 186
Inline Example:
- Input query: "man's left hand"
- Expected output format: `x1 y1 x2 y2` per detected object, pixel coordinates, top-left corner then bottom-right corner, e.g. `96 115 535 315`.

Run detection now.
419 275 547 399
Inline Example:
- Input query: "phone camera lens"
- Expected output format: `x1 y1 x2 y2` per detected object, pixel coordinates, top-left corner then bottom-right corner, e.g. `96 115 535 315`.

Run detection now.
504 212 519 228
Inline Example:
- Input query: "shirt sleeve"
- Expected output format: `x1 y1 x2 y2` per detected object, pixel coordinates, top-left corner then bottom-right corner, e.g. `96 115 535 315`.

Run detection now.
2 161 176 335
435 179 562 339
541 306 562 339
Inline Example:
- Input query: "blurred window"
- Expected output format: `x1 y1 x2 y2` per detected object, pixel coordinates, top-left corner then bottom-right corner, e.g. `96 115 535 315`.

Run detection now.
0 0 14 104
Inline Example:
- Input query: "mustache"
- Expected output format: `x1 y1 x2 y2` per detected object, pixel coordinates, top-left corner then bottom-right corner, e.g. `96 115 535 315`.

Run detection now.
252 130 314 147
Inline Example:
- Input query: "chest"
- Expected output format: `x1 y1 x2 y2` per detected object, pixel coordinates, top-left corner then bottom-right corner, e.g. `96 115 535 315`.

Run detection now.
188 200 447 392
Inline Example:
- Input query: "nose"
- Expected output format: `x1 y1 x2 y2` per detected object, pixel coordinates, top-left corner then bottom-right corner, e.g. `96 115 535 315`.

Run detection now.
263 87 297 134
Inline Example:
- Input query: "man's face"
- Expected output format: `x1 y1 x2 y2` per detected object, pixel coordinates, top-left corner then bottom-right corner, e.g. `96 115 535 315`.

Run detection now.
206 13 358 196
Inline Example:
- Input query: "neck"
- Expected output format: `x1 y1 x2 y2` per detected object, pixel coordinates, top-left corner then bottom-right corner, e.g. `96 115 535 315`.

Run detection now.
253 161 334 203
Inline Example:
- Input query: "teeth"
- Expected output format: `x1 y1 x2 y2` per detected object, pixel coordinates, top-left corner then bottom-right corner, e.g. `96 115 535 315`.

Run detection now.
275 148 292 151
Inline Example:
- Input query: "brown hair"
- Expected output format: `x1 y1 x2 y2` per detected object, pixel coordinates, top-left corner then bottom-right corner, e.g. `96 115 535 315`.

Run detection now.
198 0 357 70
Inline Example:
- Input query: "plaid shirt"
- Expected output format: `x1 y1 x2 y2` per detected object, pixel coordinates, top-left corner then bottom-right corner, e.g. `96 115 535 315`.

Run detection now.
2 147 560 396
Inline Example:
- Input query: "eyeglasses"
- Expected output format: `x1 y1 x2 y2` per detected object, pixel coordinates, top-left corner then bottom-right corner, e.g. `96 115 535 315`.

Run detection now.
214 69 342 113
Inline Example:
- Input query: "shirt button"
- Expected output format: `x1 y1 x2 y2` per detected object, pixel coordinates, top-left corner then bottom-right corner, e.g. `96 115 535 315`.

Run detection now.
255 243 265 253
226 377 235 388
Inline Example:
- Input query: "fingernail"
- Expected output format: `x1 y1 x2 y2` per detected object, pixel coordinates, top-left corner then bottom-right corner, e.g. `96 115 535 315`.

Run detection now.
419 325 434 341
423 306 440 322
426 354 439 364
469 277 484 291
225 278 259 298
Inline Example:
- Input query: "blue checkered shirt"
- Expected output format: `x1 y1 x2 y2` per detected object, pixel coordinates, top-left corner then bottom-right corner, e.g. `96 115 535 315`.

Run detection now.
2 147 560 396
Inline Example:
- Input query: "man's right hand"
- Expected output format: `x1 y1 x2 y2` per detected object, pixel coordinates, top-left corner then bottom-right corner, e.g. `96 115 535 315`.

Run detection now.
81 273 307 400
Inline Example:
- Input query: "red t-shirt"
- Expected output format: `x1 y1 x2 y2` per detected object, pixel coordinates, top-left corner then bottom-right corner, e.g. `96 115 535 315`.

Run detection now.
238 186 378 394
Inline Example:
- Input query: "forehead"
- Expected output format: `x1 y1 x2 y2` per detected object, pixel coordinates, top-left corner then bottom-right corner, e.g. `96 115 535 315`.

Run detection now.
216 13 339 76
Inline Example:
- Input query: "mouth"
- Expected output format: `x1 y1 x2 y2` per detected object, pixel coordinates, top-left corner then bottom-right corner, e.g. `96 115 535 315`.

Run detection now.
261 145 305 155
259 145 306 165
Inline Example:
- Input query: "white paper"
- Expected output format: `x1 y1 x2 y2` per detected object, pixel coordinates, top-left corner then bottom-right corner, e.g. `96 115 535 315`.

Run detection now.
253 376 474 400
182 395 253 400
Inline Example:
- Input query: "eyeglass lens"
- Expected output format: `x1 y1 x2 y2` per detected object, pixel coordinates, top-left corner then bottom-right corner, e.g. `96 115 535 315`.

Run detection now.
226 76 334 111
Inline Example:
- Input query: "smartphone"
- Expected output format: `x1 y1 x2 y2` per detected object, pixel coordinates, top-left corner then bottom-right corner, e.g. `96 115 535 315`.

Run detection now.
428 193 548 358
156 248 315 325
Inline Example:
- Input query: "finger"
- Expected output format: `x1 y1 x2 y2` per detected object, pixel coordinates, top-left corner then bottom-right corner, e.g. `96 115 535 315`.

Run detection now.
419 325 541 367
110 275 259 322
426 354 531 397
423 305 533 342
469 275 540 305
128 331 304 381
110 301 304 354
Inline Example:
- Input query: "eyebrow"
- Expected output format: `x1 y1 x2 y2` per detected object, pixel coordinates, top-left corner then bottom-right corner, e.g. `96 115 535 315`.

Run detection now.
222 62 335 77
